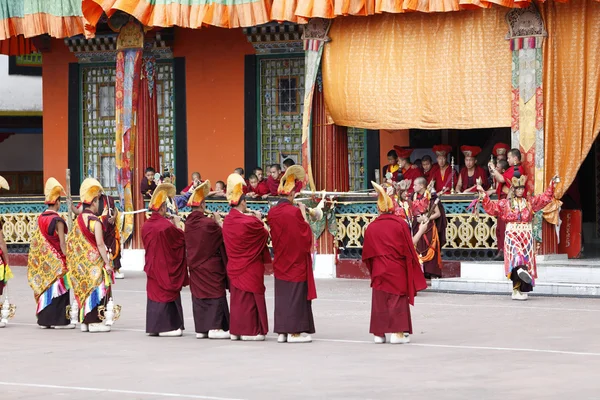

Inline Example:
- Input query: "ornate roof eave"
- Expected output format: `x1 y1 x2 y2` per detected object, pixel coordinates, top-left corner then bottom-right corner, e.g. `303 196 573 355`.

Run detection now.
243 22 304 54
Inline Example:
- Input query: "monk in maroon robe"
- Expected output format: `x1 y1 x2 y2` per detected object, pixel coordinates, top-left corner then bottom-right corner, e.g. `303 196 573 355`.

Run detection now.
364 181 427 344
185 181 230 339
223 173 271 341
268 165 316 343
382 149 401 183
142 183 188 337
394 147 423 195
430 145 457 194
456 146 489 193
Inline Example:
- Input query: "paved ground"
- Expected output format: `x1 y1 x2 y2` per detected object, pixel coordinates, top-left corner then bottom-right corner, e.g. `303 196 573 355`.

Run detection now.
2 267 600 400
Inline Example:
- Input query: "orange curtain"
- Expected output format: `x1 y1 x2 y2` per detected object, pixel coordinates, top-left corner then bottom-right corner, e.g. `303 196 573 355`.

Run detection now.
0 36 35 55
540 0 600 198
322 9 511 130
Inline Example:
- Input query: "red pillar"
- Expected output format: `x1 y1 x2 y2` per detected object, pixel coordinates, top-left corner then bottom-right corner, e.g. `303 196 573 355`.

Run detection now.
311 88 349 255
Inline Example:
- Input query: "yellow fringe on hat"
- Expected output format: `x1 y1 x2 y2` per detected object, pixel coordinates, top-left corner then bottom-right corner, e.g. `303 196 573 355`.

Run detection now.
278 165 306 196
149 183 176 211
187 180 211 207
44 177 66 204
79 178 103 205
371 181 394 214
226 173 246 206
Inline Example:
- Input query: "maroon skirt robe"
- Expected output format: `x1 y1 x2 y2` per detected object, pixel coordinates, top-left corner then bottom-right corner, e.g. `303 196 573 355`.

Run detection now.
267 200 317 335
363 214 427 336
223 209 271 336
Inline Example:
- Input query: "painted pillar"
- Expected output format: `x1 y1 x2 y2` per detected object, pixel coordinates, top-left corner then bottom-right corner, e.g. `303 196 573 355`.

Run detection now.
506 5 556 254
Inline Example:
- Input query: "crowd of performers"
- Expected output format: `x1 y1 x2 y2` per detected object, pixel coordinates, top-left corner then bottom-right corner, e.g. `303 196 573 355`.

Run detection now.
0 142 559 342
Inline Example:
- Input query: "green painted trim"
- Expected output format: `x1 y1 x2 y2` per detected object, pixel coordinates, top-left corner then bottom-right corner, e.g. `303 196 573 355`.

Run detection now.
0 111 42 116
255 53 305 168
159 59 176 174
362 129 368 189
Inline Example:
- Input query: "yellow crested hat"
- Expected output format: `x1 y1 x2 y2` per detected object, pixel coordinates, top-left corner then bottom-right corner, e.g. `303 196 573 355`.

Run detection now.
0 175 9 191
278 165 306 196
187 180 211 207
44 177 66 205
79 178 103 205
371 181 394 213
226 173 246 206
149 182 176 211
511 166 527 188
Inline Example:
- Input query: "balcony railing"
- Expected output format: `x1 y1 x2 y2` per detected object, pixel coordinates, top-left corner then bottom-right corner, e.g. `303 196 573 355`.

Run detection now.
0 195 499 260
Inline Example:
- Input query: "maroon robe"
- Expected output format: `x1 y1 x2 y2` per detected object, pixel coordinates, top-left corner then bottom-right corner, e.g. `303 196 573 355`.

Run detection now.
185 211 230 333
458 166 489 192
363 214 426 336
382 164 401 182
142 212 188 333
223 208 271 336
267 176 281 196
423 164 439 185
432 165 458 193
140 178 157 199
267 199 316 334
36 211 71 326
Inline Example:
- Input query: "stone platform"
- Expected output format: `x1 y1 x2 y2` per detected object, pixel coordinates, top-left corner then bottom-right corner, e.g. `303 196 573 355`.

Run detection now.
432 259 600 297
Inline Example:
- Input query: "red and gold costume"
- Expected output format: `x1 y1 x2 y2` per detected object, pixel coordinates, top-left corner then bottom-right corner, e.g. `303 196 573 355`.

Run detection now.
382 163 401 182
27 178 72 327
0 175 12 298
66 178 112 325
394 147 424 192
481 180 556 292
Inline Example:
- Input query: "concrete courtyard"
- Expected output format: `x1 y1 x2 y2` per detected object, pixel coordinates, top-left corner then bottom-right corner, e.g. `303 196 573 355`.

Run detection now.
1 267 600 400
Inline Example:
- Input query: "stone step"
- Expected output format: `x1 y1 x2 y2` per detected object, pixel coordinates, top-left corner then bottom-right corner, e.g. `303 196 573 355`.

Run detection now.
461 262 600 285
431 278 600 297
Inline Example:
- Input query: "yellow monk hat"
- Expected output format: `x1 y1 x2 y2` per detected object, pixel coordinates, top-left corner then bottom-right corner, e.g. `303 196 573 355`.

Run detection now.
0 175 9 191
79 178 104 205
149 182 176 211
44 177 66 205
371 181 394 213
278 165 305 196
226 173 246 206
187 180 211 207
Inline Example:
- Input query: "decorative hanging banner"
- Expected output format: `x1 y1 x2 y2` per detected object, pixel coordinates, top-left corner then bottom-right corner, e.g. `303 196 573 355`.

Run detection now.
301 18 332 192
115 21 143 244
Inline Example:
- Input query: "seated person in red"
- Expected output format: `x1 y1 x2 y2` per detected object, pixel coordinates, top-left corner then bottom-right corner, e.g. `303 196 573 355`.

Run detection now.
253 167 266 183
393 147 423 186
421 155 438 184
430 145 457 194
181 172 202 195
267 164 282 196
456 146 489 193
381 150 400 183
493 143 510 162
245 174 270 199
141 167 157 199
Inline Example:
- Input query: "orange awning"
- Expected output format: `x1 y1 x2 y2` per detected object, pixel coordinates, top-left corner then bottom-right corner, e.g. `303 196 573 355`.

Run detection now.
0 36 37 56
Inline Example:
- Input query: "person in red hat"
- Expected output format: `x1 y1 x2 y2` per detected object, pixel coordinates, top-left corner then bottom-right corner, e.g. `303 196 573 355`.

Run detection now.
394 147 423 184
456 146 489 193
421 155 438 185
430 145 457 194
492 143 510 162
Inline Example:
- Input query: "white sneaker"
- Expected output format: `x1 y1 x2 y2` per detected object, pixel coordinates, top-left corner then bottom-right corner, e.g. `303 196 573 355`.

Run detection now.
241 334 265 341
390 332 410 344
277 333 288 343
196 332 209 339
53 324 75 330
0 321 6 328
287 333 312 343
513 290 528 301
517 269 533 284
80 323 89 332
89 323 111 333
158 329 182 337
39 325 51 329
208 329 230 339
230 334 241 341
373 335 386 344
114 271 125 280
